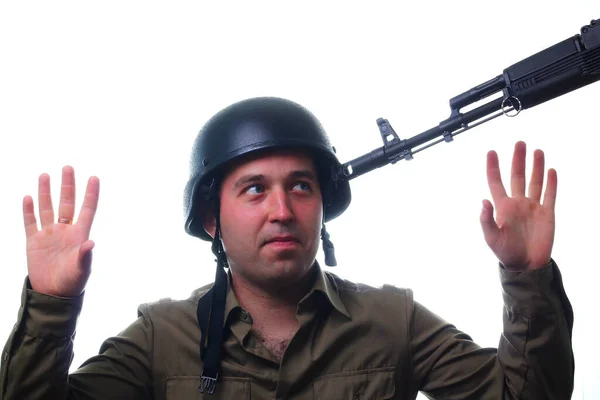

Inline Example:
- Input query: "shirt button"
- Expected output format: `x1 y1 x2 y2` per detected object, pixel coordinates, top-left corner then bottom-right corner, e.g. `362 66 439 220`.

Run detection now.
3 352 8 362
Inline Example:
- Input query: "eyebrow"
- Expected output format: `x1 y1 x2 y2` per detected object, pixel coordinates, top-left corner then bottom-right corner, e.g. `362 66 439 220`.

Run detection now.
289 169 318 181
233 174 265 190
232 169 318 190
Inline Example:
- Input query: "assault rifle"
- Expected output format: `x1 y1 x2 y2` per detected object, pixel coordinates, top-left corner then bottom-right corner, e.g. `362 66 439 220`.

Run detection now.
341 18 600 180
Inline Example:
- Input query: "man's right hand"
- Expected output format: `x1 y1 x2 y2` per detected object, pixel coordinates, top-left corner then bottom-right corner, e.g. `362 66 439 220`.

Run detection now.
23 166 100 297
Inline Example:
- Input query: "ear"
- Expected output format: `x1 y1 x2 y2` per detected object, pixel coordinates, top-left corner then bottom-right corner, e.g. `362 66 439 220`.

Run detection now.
201 208 217 239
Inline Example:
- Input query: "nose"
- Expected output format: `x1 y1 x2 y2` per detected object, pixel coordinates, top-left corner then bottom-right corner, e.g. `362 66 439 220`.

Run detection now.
267 188 294 223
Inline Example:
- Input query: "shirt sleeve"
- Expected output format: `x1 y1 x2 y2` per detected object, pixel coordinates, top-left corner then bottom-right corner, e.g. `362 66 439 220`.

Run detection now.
0 277 154 400
409 259 574 399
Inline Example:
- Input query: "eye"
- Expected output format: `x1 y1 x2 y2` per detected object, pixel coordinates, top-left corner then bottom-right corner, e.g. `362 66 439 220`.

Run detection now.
244 184 265 195
293 182 312 192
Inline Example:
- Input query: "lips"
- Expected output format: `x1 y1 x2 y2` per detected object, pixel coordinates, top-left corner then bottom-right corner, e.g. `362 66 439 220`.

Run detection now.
264 235 299 246
263 235 300 248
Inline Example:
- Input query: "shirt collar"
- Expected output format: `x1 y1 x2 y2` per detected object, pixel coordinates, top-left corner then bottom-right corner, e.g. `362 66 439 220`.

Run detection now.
224 269 242 326
217 261 351 325
304 261 350 318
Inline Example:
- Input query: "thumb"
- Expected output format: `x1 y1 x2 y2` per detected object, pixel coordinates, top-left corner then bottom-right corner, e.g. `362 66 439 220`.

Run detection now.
480 200 500 248
78 240 95 271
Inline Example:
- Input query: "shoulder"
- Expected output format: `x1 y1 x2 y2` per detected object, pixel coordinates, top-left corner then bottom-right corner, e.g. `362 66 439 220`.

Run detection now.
135 282 214 322
324 270 415 309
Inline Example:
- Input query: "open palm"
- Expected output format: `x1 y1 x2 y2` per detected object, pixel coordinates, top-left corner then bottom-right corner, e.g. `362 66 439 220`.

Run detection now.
23 166 100 297
480 141 557 271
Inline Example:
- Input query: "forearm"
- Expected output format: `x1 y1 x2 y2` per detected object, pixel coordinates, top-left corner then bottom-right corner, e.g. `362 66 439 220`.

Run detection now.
0 278 81 400
499 259 574 398
411 260 574 399
1 278 154 400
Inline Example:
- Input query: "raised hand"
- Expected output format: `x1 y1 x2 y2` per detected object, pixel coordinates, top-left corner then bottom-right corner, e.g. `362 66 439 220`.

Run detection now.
480 141 557 271
23 166 100 297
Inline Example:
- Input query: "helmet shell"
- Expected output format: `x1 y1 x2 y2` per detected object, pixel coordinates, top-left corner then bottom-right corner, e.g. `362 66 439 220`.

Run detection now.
183 96 351 241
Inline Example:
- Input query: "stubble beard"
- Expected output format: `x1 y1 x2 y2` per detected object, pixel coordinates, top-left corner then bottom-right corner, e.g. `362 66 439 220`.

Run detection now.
229 249 317 298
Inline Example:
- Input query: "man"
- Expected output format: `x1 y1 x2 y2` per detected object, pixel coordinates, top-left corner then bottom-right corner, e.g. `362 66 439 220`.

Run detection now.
0 97 574 399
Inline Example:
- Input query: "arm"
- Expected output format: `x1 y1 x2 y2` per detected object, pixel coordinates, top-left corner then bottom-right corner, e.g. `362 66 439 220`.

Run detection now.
498 260 574 397
1 278 81 400
412 141 574 398
0 278 154 400
410 260 574 399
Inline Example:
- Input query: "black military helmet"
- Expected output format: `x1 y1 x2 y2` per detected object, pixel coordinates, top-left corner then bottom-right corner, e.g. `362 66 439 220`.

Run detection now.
183 96 351 241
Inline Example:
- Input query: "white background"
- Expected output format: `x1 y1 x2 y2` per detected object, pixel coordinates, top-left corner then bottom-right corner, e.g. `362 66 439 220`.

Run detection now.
1 1 598 398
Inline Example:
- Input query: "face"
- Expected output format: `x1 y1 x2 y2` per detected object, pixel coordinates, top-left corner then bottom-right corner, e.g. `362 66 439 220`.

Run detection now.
205 150 323 290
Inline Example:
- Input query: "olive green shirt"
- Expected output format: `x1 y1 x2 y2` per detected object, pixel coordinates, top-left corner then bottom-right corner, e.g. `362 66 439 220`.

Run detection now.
1 260 574 399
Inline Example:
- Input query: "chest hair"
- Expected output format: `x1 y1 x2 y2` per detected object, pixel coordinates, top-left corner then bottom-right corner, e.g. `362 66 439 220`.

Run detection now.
256 333 294 363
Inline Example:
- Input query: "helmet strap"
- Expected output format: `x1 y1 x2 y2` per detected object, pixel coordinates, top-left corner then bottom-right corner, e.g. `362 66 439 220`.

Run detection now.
197 180 228 395
321 222 336 267
320 168 337 267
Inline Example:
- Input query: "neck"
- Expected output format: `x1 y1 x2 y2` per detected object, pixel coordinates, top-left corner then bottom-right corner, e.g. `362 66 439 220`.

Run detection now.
229 266 316 337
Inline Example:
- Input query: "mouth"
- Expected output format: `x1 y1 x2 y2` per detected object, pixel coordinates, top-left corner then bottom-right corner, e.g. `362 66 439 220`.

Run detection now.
263 236 300 247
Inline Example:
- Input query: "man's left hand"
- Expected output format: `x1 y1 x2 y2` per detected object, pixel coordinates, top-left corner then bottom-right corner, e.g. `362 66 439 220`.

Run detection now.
480 141 557 271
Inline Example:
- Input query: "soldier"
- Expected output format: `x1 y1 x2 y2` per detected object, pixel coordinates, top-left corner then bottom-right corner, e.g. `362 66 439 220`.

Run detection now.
1 97 574 399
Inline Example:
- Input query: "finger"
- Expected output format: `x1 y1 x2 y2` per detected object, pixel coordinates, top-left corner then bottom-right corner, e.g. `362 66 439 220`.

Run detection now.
542 168 558 211
58 166 76 223
37 173 55 228
22 195 39 237
510 141 527 198
480 199 500 248
527 149 545 202
486 150 507 204
76 176 100 235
